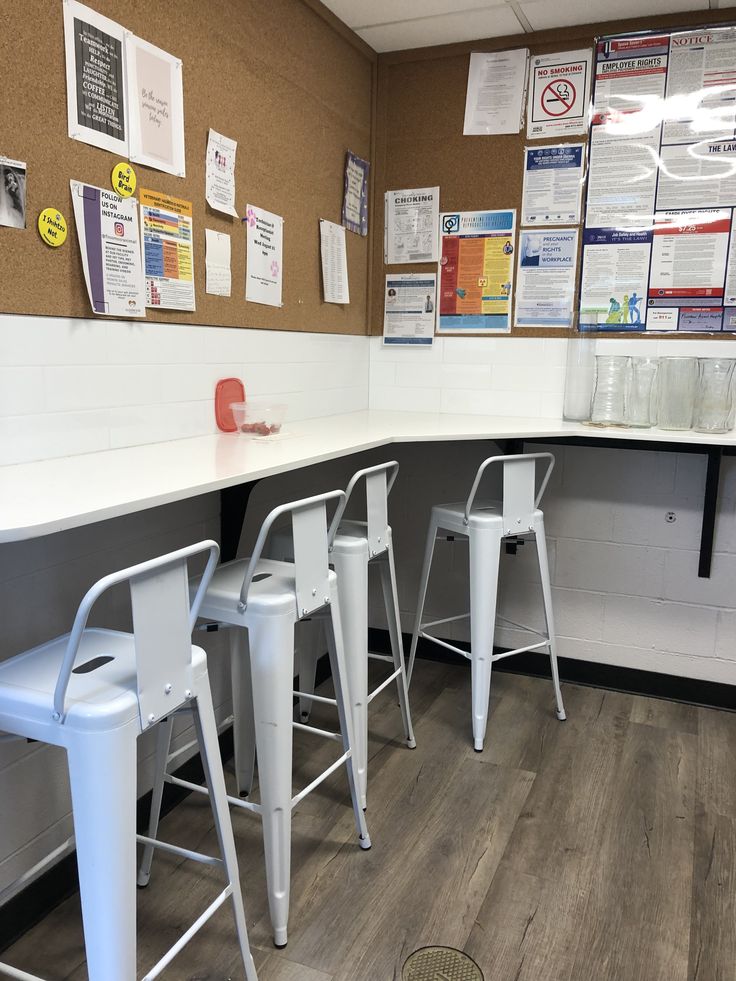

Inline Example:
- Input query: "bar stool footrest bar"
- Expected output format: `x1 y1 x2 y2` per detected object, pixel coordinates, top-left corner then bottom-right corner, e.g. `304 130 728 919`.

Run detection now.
366 668 402 704
292 720 342 742
142 885 233 981
290 751 351 809
135 834 223 868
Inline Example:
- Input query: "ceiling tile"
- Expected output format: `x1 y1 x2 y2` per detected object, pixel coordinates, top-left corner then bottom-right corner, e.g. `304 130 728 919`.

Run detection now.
356 6 524 52
520 0 709 32
321 0 496 30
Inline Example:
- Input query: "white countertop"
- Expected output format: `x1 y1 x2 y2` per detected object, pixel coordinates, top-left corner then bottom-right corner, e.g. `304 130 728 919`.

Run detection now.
2 410 734 543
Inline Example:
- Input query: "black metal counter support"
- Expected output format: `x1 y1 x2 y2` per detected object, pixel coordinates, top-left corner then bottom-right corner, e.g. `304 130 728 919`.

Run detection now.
219 480 259 562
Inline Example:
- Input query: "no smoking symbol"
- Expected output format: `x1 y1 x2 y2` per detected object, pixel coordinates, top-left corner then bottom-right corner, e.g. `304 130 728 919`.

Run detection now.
542 77 576 116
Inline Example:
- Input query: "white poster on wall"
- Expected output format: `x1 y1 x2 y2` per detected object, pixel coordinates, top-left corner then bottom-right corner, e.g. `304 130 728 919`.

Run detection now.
526 49 592 139
245 204 283 307
384 187 440 264
125 34 186 177
521 144 584 225
320 219 350 304
463 49 529 135
62 0 128 155
515 229 577 328
383 273 436 345
205 130 239 217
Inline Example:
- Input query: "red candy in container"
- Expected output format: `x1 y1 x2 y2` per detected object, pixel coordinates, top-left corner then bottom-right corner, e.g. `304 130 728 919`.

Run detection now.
231 400 285 437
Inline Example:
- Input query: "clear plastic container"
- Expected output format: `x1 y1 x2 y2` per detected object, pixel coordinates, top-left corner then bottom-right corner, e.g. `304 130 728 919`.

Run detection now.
231 400 286 437
624 357 659 428
591 355 629 425
693 358 736 434
657 357 697 431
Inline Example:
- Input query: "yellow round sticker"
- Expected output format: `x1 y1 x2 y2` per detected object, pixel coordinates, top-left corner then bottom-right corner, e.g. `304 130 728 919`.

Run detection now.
37 208 67 247
111 162 136 198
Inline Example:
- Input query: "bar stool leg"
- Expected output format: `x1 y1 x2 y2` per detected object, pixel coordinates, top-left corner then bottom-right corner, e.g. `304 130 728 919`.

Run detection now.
230 628 256 797
534 514 566 722
378 538 416 750
296 619 323 721
469 527 501 752
248 612 295 948
407 513 440 686
191 692 259 981
137 714 175 887
332 542 370 809
67 721 139 980
325 578 372 849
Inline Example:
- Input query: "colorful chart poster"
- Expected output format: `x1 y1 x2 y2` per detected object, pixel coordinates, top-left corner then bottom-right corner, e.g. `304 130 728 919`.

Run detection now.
139 189 195 310
463 50 529 135
205 130 238 218
437 210 516 334
383 274 436 346
63 0 128 155
580 27 736 332
384 187 440 263
245 204 283 307
70 180 145 317
515 229 578 328
342 151 369 236
522 145 584 225
126 35 185 177
527 49 592 139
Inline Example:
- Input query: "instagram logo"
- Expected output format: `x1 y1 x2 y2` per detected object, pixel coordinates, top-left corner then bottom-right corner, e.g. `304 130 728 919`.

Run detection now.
114 222 125 237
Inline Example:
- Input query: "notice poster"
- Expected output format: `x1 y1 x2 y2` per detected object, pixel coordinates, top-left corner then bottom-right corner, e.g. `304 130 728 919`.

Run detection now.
205 130 238 217
0 156 26 229
140 189 195 310
463 49 529 136
70 180 145 318
245 204 283 307
205 228 231 297
522 145 584 225
383 274 436 346
515 229 578 328
384 186 440 263
663 27 736 146
527 49 592 139
126 35 185 177
579 228 652 329
585 123 660 230
437 210 516 334
320 219 349 304
63 0 127 155
593 34 669 118
342 151 369 236
656 142 736 211
648 210 730 331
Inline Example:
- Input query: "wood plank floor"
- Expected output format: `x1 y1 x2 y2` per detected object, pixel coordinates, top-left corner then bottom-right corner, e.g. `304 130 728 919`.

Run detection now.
4 661 736 981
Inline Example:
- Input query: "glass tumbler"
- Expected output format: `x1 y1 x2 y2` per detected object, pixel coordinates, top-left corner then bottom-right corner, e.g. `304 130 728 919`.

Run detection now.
563 336 597 421
591 355 629 425
625 357 659 428
657 357 697 430
693 358 736 433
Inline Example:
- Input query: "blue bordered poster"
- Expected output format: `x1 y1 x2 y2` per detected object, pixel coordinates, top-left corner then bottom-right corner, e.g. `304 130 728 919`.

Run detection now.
342 150 369 236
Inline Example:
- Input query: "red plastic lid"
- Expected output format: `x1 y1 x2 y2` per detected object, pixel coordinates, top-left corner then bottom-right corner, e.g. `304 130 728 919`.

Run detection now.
215 377 245 432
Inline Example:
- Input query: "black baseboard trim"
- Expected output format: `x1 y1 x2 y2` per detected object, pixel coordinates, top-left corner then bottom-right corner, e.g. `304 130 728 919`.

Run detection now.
0 726 234 954
368 628 736 712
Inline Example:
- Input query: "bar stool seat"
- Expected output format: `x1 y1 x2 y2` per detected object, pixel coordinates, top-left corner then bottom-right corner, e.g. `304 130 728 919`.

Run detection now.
0 542 257 981
408 453 566 753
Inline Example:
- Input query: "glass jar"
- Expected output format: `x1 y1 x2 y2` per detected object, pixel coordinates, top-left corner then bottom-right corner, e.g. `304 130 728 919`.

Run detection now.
624 357 659 428
657 357 697 430
693 358 736 433
563 336 597 421
590 355 629 425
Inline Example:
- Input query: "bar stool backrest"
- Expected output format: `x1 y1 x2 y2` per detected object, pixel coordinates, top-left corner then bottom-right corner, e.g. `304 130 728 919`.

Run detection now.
328 461 399 555
464 453 555 535
53 540 220 726
238 489 346 618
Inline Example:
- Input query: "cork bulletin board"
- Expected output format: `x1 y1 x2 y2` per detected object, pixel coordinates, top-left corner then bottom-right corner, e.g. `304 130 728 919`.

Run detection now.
371 7 736 340
0 0 375 335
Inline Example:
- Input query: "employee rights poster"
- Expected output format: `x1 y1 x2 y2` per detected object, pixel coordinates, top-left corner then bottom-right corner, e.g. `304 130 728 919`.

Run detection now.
437 210 516 333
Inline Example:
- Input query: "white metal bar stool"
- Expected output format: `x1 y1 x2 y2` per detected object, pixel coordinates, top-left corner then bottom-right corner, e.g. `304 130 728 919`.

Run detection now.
138 490 370 949
0 541 257 981
272 462 416 809
408 452 566 752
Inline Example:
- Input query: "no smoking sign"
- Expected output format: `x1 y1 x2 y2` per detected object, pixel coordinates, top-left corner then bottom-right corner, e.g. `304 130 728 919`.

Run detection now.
528 50 592 138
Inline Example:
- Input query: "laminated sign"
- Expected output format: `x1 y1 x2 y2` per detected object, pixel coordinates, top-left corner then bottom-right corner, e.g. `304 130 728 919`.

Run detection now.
527 49 593 139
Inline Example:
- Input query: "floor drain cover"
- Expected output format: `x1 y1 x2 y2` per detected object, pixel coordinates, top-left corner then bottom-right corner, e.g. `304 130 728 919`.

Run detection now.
402 946 484 981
